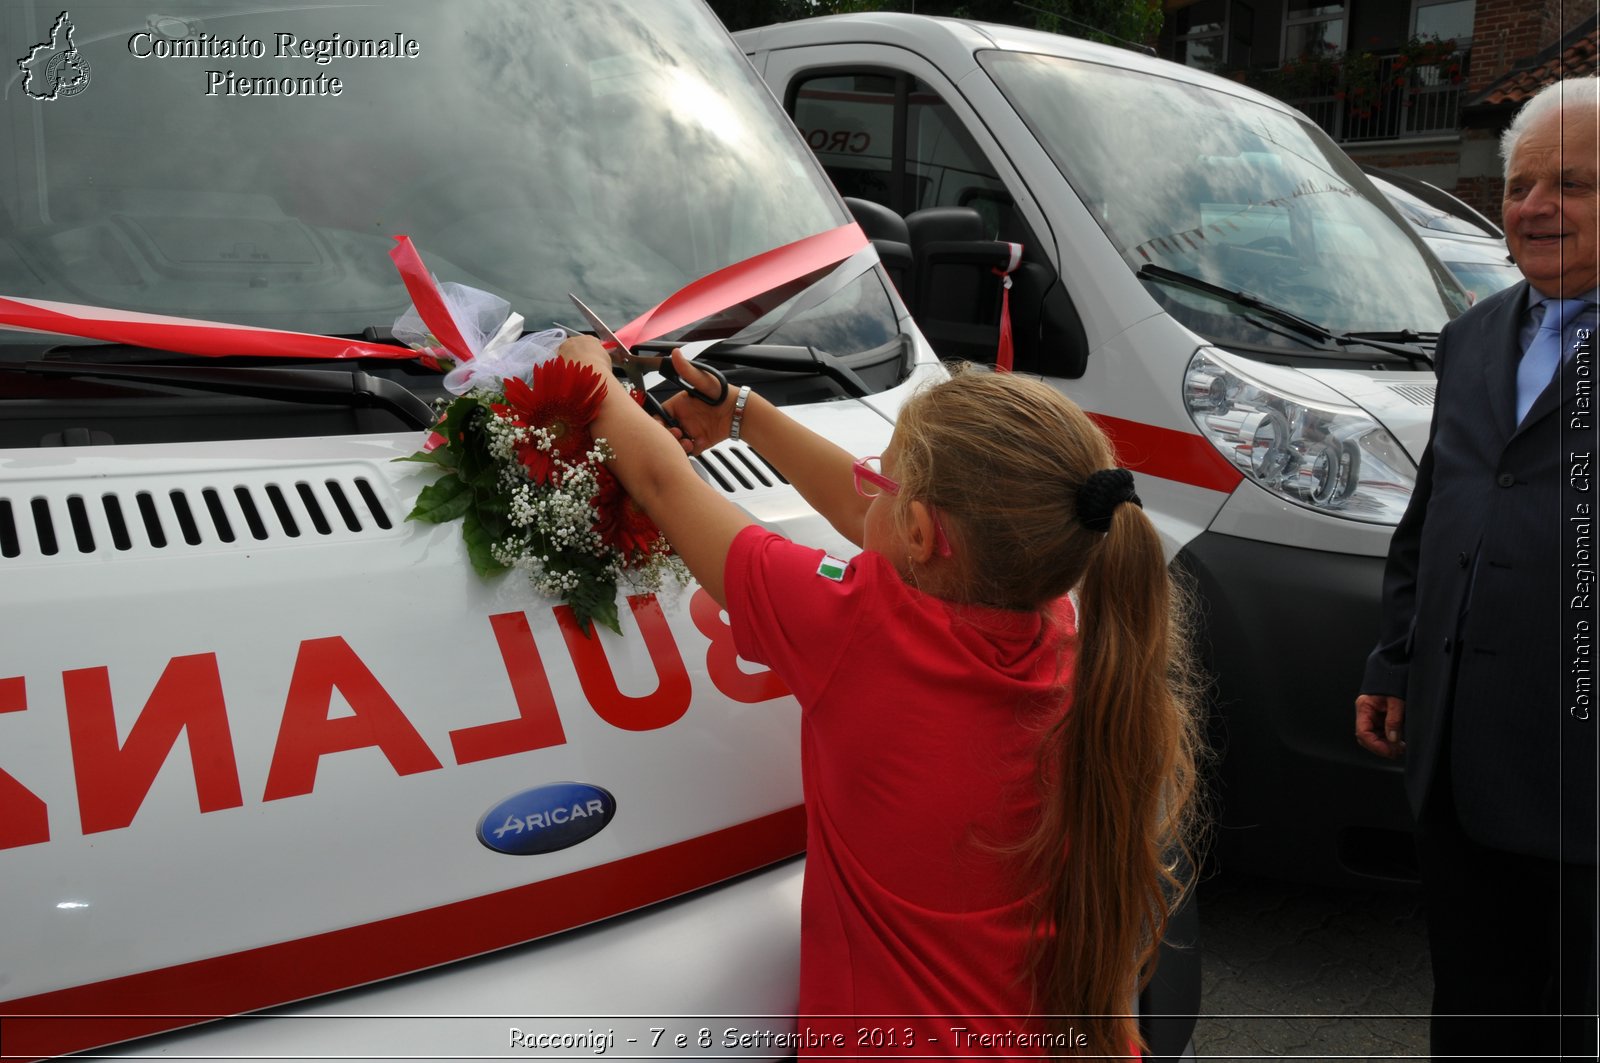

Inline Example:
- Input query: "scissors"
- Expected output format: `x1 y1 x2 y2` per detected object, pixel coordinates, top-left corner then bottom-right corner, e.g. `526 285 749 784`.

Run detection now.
566 294 729 433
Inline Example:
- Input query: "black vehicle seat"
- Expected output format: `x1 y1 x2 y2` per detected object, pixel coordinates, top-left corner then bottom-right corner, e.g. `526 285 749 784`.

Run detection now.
904 205 1019 365
843 196 913 298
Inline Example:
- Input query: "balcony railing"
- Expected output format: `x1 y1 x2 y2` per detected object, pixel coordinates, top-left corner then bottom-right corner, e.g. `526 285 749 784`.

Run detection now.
1248 45 1471 143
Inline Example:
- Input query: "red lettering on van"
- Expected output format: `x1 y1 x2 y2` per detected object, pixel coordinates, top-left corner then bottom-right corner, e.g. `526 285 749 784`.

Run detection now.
64 655 243 834
449 612 569 765
802 128 869 154
556 596 691 731
689 590 790 704
263 637 442 801
0 676 50 850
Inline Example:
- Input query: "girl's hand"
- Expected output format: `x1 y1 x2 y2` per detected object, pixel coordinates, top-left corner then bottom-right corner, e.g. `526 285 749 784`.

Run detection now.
661 348 736 446
557 333 617 377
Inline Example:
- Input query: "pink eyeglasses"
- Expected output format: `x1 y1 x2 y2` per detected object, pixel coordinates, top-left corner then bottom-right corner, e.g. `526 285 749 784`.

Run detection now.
852 456 954 558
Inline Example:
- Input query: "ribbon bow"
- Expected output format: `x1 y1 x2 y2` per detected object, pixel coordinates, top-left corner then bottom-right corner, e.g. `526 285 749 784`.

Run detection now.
388 236 565 395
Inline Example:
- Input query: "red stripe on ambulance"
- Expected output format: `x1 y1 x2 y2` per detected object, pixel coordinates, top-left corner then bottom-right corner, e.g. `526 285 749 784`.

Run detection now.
1086 412 1243 495
0 805 807 1063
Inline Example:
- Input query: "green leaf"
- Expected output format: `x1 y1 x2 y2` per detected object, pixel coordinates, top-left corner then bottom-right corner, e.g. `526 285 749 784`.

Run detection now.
394 448 456 470
566 574 623 638
433 396 485 452
572 596 622 638
477 492 512 517
465 454 504 492
461 507 510 577
406 474 474 524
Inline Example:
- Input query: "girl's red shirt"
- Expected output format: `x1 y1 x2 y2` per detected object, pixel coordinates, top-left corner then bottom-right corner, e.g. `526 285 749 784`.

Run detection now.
725 525 1077 1056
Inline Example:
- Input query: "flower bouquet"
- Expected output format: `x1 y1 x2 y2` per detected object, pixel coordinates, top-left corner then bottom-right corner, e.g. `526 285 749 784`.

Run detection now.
390 244 688 636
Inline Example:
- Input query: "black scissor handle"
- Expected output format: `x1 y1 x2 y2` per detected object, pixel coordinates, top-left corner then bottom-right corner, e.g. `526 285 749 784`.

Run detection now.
615 360 684 432
655 357 730 407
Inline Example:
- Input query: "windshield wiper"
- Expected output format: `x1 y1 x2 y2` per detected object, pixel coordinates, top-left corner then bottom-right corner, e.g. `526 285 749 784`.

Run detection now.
1137 264 1336 347
1333 330 1436 367
21 361 437 430
630 339 881 398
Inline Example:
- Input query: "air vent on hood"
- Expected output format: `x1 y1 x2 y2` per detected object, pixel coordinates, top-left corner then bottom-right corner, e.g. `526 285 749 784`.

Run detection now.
1389 383 1436 406
694 442 790 496
0 467 399 562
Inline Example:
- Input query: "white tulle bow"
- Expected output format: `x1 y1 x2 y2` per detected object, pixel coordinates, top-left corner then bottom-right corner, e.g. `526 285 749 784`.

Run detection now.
392 282 566 395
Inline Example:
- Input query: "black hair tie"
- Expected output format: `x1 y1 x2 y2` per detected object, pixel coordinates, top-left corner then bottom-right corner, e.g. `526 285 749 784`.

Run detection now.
1077 468 1141 534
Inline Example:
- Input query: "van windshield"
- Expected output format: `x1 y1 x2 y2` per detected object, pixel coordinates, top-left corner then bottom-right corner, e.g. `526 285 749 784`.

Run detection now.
981 52 1468 343
0 0 880 350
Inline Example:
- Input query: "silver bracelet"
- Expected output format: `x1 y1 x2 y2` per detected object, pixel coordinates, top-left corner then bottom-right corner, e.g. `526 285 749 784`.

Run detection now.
729 385 752 441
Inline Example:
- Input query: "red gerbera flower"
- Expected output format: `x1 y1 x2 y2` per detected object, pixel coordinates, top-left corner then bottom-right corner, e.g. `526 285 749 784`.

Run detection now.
498 360 607 483
593 466 664 560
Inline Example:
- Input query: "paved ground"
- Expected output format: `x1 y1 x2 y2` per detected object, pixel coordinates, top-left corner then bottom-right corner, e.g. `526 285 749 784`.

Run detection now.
1191 871 1432 1060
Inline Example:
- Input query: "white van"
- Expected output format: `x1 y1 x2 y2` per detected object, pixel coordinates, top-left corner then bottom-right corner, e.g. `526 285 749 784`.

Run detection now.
1364 166 1520 300
737 13 1468 886
0 1 949 1058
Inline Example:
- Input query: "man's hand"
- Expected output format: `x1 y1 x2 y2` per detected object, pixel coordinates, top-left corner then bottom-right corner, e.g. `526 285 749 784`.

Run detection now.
1354 694 1406 759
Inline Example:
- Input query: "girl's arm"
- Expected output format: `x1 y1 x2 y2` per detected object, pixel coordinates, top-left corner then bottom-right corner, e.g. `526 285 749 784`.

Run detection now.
659 351 870 549
560 336 752 606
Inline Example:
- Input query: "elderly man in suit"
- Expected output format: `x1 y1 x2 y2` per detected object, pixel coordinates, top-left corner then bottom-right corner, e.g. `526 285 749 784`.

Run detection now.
1356 76 1598 1059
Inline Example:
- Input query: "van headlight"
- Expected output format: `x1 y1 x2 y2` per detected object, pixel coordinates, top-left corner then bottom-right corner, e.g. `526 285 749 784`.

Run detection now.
1184 348 1415 524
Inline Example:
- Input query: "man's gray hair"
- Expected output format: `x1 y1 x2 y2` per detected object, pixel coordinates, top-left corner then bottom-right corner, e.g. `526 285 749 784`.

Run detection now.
1501 76 1600 178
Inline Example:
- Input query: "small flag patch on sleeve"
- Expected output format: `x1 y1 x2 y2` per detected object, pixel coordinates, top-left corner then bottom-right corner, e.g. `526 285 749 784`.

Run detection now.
816 555 848 582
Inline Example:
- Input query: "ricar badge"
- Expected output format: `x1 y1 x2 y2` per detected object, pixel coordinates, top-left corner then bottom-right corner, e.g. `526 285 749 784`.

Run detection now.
477 782 617 855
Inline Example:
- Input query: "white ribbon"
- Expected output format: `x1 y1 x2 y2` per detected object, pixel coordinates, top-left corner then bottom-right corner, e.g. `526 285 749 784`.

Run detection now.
392 282 566 395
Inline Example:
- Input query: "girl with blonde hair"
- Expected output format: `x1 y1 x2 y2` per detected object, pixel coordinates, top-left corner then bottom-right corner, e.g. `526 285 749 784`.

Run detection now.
559 337 1203 1058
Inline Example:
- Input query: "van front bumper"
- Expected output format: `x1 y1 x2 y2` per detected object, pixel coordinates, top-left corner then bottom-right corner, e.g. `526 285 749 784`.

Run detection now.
1176 531 1416 886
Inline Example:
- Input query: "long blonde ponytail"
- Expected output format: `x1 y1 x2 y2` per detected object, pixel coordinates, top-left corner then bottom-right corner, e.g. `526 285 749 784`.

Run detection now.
1025 500 1204 1056
892 366 1205 1056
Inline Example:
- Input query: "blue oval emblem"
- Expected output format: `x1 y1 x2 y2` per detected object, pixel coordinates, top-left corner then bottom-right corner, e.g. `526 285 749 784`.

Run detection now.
477 783 617 855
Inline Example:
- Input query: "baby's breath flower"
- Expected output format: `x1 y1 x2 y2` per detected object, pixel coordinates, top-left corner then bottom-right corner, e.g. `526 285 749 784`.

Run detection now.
404 368 684 635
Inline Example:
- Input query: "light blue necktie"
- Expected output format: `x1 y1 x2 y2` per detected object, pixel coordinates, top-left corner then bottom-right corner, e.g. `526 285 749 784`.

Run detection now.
1515 298 1589 424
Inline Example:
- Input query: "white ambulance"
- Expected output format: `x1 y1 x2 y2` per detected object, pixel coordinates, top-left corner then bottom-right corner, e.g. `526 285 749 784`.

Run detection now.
0 0 956 1058
736 13 1467 886
1 1 1214 1057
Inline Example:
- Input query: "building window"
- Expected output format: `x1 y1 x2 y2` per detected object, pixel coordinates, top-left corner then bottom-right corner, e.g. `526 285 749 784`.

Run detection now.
1230 1 1256 69
1173 0 1254 73
1174 0 1227 71
1284 0 1345 58
1413 0 1474 45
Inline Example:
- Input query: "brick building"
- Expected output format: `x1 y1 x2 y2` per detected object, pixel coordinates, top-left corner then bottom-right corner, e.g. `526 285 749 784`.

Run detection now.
1158 0 1599 216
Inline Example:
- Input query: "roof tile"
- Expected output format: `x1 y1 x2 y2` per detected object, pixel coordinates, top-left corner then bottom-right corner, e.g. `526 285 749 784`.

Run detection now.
1475 17 1599 107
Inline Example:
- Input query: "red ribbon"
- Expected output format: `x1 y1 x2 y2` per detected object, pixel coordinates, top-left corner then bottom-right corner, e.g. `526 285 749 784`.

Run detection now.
0 223 870 370
992 242 1023 373
612 222 868 350
388 235 474 364
0 296 415 360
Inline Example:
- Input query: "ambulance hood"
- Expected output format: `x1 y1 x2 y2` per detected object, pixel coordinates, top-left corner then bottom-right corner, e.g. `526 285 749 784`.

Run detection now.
1302 367 1437 462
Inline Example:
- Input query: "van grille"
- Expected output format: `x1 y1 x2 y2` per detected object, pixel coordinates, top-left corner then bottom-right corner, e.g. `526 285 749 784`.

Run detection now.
0 468 399 562
693 442 790 496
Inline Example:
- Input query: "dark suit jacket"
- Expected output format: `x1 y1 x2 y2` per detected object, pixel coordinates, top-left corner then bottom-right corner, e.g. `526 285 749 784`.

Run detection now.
1363 280 1598 866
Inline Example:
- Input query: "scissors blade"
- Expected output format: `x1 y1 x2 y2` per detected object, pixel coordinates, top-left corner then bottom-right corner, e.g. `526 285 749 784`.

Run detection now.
567 293 680 429
567 293 633 360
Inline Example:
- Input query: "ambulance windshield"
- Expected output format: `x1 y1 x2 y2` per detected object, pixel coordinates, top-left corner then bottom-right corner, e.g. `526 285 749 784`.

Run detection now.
0 0 888 348
982 52 1470 343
